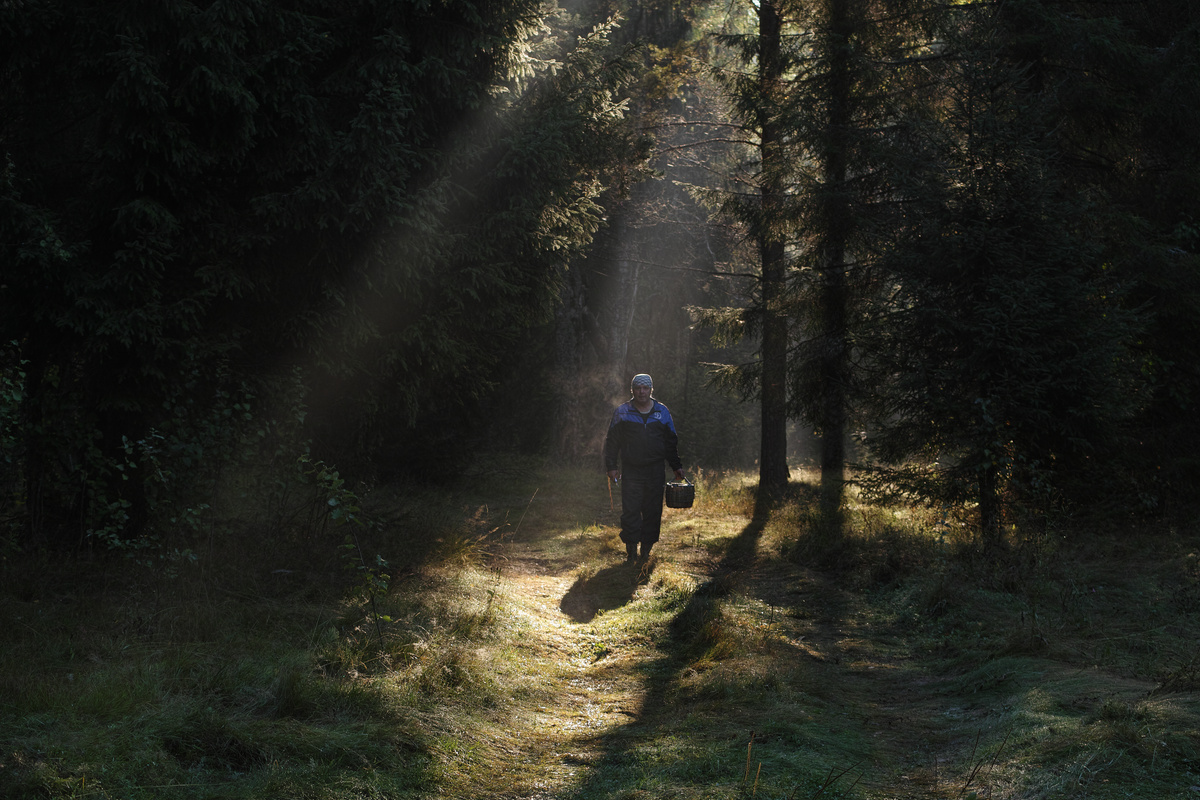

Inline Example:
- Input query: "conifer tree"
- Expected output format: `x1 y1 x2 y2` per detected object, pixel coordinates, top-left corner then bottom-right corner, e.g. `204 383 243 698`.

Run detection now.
699 0 933 511
756 0 792 498
0 0 650 545
1057 0 1200 509
857 0 1140 538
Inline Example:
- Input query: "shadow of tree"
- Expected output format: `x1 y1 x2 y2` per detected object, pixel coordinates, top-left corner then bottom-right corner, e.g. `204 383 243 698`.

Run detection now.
559 483 869 798
656 491 770 680
559 494 777 791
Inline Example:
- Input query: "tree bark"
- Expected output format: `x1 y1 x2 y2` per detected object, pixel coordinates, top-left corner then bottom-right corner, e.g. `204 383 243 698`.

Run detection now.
607 202 643 380
979 461 1002 547
816 0 852 520
758 0 790 498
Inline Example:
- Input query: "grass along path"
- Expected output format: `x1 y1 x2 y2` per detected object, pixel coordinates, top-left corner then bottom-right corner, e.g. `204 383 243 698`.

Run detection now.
2 465 1196 799
443 467 1200 800
446 471 955 799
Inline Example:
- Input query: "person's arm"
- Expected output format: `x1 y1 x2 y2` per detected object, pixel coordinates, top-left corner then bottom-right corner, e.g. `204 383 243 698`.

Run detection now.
661 404 683 476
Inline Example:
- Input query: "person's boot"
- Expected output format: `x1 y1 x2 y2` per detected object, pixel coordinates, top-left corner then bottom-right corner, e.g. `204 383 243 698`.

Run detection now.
639 541 654 561
625 542 637 562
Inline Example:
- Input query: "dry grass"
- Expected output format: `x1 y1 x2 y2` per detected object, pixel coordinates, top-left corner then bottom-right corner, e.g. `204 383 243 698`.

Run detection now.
2 465 1199 799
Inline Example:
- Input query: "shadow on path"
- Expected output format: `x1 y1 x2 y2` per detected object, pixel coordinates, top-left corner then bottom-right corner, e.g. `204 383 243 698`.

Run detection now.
560 562 653 623
557 485 869 799
560 494 776 791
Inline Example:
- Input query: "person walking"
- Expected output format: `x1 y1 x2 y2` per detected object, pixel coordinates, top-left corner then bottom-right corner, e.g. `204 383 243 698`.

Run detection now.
604 373 685 562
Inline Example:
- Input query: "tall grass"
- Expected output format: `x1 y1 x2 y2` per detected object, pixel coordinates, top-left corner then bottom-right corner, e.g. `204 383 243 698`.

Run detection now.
2 464 1199 799
597 469 1200 799
0 459 532 799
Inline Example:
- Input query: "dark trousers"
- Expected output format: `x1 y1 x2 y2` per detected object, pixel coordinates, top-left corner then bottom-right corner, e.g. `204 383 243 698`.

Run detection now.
619 463 666 545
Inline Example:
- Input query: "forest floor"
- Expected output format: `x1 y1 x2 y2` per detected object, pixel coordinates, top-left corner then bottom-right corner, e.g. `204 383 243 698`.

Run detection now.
443 481 941 799
424 467 1200 800
2 465 1199 799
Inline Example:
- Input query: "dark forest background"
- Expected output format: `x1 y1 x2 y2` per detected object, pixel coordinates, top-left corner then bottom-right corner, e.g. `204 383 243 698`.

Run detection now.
3 0 1199 560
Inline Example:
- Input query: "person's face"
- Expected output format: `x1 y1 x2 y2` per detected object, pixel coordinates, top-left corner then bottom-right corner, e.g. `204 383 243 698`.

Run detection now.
633 383 652 405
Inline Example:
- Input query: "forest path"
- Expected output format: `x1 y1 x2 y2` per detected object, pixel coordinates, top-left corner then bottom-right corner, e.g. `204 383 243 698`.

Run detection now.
472 501 688 799
449 479 973 800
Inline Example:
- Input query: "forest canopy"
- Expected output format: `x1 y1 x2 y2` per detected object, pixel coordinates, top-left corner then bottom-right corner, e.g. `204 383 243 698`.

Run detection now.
1 0 651 548
2 0 1199 554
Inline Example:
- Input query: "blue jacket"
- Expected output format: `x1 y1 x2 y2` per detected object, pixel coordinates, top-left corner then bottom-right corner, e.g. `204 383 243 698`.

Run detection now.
604 399 682 472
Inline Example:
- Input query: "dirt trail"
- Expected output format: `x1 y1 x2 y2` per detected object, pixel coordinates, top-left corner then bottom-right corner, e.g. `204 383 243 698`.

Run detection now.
460 499 966 800
425 472 1200 800
479 534 662 798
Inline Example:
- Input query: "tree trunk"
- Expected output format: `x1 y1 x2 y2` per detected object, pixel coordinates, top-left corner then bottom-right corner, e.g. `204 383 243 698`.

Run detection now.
548 195 644 463
818 261 847 520
550 266 590 462
19 337 51 550
979 461 1002 547
816 0 852 520
757 0 790 499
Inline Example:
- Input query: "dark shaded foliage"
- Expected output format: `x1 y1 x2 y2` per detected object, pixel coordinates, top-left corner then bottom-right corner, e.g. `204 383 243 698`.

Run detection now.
0 0 650 546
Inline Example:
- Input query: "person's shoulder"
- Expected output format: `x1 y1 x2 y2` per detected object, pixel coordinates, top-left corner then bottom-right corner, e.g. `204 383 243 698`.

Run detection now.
652 401 676 420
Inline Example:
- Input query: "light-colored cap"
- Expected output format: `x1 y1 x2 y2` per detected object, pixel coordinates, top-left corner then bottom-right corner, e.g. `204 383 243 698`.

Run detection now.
631 374 653 389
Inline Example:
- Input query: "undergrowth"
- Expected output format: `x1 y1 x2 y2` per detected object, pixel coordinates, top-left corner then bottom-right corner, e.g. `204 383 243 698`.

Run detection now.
1 463 1198 799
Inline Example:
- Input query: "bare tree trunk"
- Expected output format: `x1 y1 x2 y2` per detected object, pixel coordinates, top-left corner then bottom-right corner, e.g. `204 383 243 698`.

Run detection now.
19 337 51 550
979 462 1002 548
548 196 644 463
757 0 790 499
816 0 852 521
818 262 847 520
550 266 590 462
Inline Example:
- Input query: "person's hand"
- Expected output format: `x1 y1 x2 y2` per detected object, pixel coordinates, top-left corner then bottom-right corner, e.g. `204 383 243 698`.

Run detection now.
674 468 685 480
607 470 620 483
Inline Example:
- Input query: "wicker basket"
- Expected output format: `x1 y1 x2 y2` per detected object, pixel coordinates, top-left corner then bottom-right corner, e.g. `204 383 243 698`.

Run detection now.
664 479 695 509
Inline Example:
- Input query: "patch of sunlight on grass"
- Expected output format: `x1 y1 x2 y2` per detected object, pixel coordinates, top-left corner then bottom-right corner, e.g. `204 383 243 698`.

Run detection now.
685 467 760 517
7 463 1200 800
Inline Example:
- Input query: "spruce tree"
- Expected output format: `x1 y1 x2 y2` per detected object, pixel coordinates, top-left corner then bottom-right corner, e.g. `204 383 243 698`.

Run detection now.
0 0 650 545
857 0 1140 538
698 0 935 512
